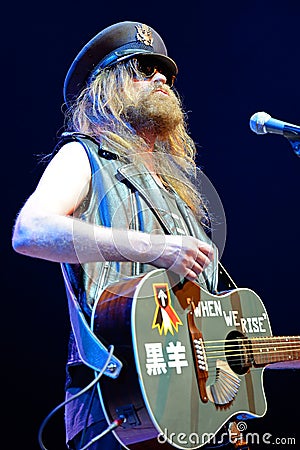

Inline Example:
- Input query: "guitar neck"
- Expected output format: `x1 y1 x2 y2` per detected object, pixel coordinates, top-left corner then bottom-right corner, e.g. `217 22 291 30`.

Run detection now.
251 336 300 366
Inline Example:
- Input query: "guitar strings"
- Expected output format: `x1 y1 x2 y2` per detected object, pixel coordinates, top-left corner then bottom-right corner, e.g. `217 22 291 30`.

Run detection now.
205 348 300 359
196 338 300 362
194 352 299 374
205 351 300 359
203 336 300 344
201 348 299 374
204 339 300 350
205 341 300 354
205 343 300 351
204 340 300 350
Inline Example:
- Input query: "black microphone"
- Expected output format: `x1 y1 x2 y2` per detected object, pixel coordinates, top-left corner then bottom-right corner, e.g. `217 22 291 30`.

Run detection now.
249 111 300 137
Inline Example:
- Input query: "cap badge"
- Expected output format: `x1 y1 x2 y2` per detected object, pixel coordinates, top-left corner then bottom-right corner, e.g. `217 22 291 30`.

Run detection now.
135 24 153 47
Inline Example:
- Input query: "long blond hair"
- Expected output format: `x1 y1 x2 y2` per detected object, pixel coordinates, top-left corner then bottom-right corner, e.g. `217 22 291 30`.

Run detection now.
65 59 208 222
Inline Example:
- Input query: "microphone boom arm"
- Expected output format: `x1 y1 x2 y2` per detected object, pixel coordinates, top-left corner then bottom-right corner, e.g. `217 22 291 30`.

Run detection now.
250 111 300 157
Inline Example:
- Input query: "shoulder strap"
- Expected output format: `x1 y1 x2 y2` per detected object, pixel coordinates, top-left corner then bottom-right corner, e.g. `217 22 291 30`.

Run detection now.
51 132 100 157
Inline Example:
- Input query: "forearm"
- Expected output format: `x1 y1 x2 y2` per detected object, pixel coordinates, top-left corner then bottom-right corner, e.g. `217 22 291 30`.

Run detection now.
12 209 214 280
12 213 153 264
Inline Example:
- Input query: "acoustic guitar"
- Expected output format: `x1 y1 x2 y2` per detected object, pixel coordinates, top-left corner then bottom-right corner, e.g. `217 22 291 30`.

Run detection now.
91 269 300 449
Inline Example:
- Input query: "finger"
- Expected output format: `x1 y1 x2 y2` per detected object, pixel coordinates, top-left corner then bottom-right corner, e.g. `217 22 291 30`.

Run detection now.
189 260 203 274
195 252 212 269
198 243 214 261
184 268 199 281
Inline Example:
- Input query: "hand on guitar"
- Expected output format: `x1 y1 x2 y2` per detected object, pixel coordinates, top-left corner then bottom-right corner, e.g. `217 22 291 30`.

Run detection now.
149 234 214 281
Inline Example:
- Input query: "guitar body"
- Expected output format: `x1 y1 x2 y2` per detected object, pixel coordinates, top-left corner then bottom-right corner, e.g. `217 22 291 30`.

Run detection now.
91 269 272 449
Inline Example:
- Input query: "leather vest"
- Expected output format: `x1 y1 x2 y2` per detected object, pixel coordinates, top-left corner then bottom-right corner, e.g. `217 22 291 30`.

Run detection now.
54 133 219 366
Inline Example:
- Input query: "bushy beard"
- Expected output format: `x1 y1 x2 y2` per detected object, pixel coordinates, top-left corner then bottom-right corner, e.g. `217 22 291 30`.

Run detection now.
124 83 183 138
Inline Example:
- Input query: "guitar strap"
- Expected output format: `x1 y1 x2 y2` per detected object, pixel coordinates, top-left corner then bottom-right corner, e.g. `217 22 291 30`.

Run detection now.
61 263 123 379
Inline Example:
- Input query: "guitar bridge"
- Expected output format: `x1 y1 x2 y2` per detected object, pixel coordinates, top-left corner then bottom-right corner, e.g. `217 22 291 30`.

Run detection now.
193 337 208 372
188 310 209 403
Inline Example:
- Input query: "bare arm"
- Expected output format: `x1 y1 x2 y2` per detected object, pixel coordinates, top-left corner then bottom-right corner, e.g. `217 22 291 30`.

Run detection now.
12 141 213 280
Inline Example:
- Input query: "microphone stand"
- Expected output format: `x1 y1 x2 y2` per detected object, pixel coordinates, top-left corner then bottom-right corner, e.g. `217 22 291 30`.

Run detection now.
283 126 300 157
287 138 300 157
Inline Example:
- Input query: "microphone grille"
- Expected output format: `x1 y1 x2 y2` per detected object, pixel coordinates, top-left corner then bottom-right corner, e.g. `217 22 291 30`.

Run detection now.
249 111 271 134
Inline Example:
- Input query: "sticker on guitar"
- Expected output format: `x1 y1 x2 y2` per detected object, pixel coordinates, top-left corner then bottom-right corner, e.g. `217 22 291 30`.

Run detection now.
194 299 268 334
152 283 183 335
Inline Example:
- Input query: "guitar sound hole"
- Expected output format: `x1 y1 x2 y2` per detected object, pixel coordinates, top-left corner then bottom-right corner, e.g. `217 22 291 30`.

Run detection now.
225 331 252 375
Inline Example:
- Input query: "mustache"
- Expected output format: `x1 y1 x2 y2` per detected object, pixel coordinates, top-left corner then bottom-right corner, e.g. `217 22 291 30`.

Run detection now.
151 82 171 95
138 81 172 97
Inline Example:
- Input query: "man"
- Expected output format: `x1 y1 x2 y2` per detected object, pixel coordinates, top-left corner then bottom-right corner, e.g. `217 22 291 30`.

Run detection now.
12 21 228 450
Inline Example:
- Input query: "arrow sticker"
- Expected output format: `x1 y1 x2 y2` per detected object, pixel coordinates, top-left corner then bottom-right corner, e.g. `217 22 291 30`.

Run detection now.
152 283 182 335
158 289 168 307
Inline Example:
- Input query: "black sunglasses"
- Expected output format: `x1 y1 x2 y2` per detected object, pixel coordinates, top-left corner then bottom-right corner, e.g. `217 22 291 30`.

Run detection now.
134 58 176 87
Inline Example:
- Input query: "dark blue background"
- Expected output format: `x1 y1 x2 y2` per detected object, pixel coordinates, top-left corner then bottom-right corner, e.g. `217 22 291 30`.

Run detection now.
4 1 300 449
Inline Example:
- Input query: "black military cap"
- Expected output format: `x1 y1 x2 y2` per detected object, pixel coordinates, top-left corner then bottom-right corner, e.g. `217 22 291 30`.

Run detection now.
63 21 178 107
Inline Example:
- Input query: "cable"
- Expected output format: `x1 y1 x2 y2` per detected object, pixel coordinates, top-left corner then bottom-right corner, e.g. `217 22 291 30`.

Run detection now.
79 416 125 450
78 383 97 449
38 345 115 450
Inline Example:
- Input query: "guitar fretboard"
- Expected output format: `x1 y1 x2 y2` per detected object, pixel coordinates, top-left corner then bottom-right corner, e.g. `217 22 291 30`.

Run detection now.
251 336 300 366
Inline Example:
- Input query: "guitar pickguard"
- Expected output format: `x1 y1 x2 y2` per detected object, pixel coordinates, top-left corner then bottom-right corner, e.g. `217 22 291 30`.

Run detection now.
207 359 241 406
